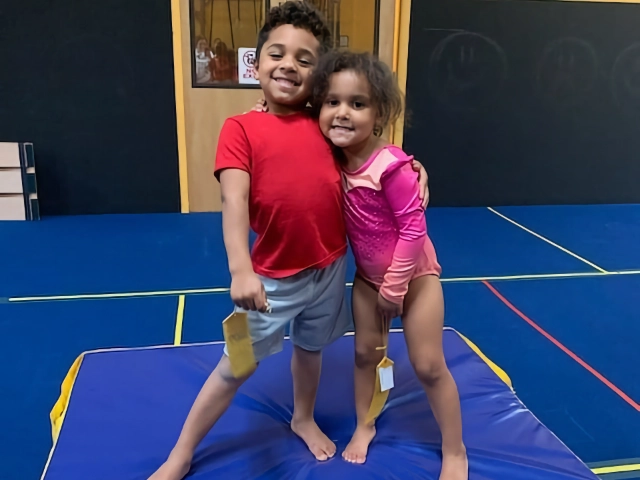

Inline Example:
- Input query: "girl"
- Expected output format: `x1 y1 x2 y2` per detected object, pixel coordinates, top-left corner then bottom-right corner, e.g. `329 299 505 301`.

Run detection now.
313 51 468 480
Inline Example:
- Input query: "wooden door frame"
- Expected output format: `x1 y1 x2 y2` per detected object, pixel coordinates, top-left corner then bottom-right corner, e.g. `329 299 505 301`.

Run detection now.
169 0 408 212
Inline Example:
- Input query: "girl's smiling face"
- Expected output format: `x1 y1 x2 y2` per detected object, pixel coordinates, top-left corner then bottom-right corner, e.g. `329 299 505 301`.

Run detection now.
319 70 378 149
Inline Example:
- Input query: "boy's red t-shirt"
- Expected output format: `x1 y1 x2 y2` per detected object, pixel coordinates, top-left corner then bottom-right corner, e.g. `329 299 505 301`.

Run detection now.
214 111 347 279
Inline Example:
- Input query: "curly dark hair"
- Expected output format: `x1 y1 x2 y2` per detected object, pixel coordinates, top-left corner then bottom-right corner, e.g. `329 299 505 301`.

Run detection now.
312 50 404 134
255 1 332 62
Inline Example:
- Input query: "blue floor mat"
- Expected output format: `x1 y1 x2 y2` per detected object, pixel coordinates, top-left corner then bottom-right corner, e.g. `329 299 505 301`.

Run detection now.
443 281 640 464
42 330 596 480
180 293 232 344
0 213 229 298
0 297 178 480
425 207 595 278
0 207 600 299
495 205 640 271
490 276 640 402
2 206 637 479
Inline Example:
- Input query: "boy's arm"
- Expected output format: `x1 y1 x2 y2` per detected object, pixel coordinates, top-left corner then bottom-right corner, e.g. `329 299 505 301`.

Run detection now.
220 168 253 276
411 160 429 209
219 168 268 312
215 118 267 312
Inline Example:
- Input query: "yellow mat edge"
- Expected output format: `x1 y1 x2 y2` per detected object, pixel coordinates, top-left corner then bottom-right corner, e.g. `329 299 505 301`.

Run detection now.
452 329 513 389
41 353 85 479
49 354 84 443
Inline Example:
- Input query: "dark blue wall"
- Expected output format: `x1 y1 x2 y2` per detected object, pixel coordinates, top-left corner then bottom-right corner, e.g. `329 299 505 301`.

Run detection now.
404 0 640 206
0 0 180 215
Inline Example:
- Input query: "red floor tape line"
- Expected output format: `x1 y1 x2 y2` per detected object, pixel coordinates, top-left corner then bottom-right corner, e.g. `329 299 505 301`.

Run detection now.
483 281 640 412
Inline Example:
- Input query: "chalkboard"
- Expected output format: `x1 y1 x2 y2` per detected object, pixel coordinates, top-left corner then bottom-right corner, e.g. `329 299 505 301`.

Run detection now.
404 0 640 206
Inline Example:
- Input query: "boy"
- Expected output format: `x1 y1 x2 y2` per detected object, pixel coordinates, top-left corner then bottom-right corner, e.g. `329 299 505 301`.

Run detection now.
149 3 427 479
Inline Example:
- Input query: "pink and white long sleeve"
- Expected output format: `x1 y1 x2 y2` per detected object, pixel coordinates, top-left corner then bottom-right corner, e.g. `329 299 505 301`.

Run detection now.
342 145 441 304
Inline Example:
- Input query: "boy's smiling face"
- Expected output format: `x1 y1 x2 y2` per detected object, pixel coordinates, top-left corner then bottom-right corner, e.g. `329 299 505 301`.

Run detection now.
255 24 320 115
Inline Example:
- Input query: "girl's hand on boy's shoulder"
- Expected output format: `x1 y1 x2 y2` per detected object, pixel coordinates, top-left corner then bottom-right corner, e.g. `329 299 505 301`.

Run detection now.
245 98 268 114
411 160 429 209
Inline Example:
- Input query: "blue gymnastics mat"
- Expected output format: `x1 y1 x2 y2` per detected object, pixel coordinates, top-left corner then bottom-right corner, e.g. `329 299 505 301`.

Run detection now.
42 329 597 480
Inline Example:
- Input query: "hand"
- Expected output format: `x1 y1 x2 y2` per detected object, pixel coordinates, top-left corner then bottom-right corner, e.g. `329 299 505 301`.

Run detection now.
230 271 268 312
377 293 403 323
245 98 268 114
411 160 429 209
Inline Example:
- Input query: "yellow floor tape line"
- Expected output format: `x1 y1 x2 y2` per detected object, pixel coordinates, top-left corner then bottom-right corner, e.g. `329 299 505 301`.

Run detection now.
173 295 185 346
591 463 640 475
10 270 640 303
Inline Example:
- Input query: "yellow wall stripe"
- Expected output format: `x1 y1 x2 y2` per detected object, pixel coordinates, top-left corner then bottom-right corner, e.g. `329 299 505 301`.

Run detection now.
391 0 402 73
392 0 412 147
388 0 402 143
171 0 190 213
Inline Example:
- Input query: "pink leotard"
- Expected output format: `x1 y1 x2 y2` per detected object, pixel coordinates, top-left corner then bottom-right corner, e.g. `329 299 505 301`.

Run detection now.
342 145 441 304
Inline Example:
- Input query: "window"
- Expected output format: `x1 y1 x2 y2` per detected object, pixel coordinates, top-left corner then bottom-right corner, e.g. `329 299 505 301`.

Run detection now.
190 0 379 88
190 0 268 88
311 0 380 55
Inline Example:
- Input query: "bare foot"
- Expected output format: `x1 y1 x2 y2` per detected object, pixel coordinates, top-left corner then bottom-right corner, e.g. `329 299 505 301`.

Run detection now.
148 448 192 480
290 417 336 461
439 448 468 480
342 424 376 464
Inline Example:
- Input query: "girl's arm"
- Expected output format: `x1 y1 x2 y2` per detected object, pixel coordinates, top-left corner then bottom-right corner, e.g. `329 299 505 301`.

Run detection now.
379 161 427 305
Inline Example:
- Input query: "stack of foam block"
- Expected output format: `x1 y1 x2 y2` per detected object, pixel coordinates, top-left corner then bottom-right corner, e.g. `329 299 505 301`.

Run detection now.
0 142 40 220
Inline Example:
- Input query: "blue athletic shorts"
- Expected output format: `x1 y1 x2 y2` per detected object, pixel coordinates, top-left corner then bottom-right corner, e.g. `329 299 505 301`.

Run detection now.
224 255 351 362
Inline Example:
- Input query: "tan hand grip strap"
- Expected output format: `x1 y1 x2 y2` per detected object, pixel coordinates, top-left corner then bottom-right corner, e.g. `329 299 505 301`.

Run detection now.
365 315 394 425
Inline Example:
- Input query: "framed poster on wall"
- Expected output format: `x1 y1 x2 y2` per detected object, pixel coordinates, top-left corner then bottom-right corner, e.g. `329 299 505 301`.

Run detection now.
237 47 260 84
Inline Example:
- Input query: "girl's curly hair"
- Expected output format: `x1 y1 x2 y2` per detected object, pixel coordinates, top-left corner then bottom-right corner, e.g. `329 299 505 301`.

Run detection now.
256 1 332 62
312 50 404 134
